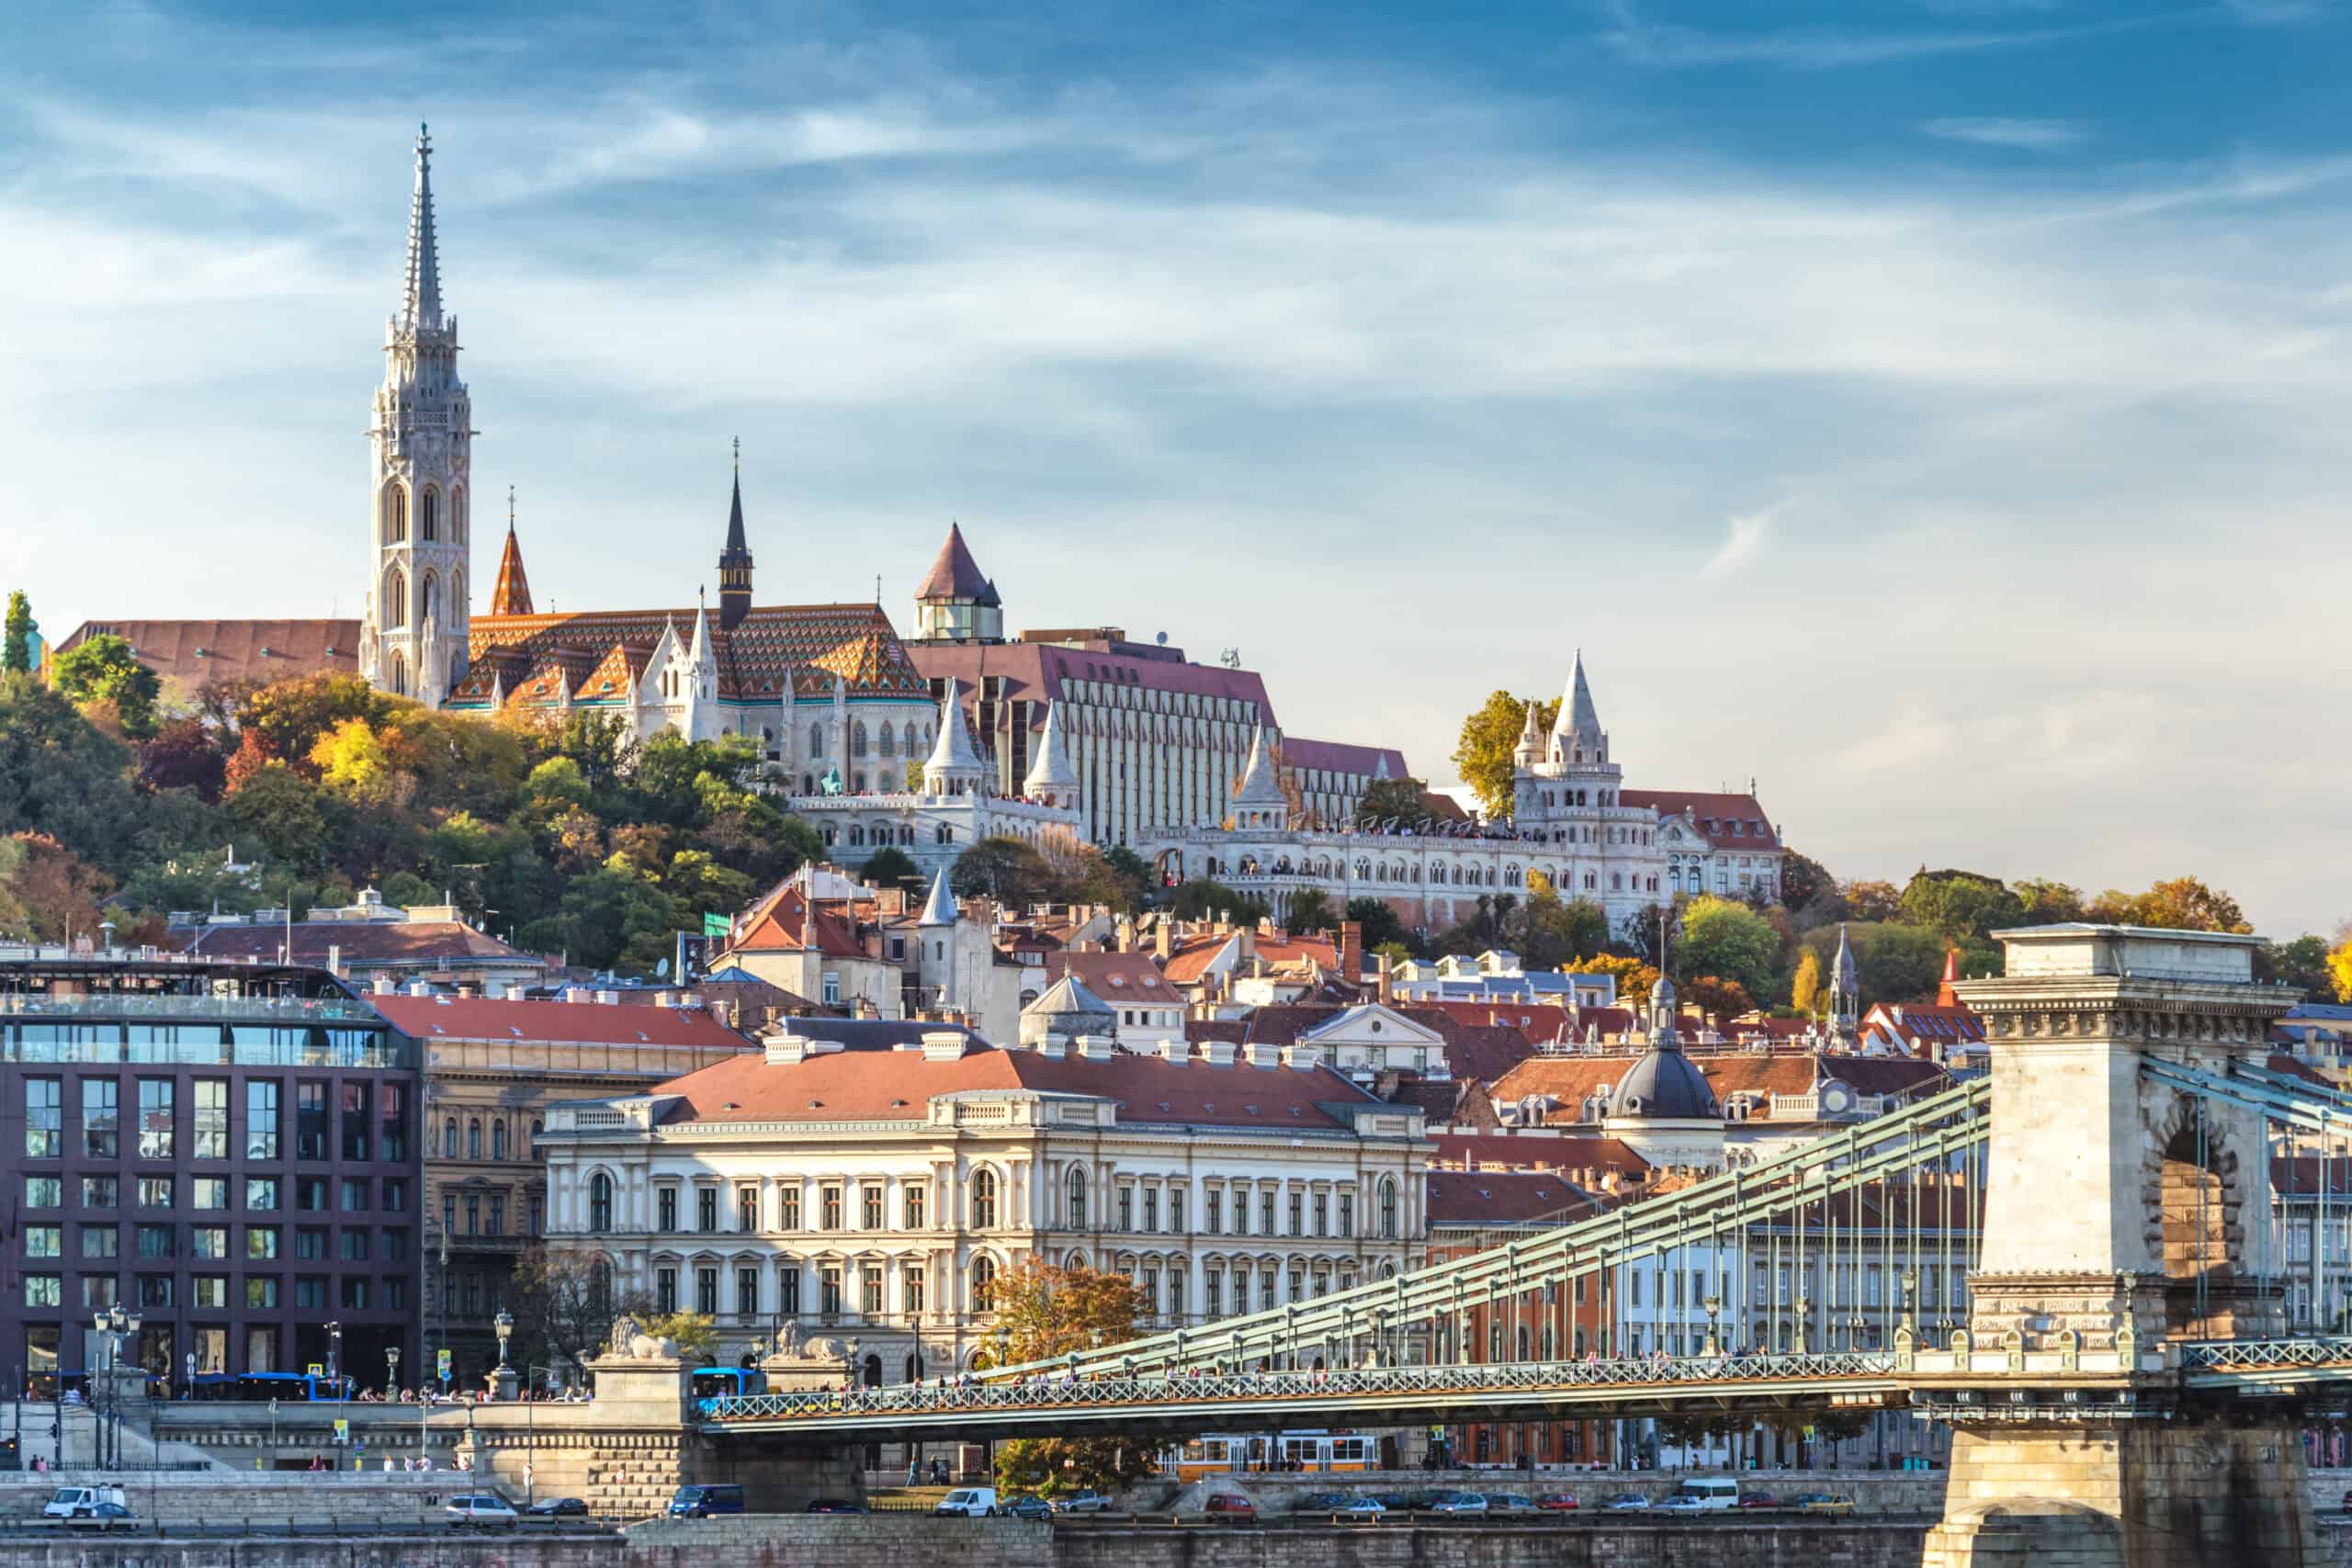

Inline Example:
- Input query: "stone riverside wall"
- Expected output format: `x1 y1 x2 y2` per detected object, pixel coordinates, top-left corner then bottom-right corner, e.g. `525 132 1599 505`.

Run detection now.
0 1472 457 1529
8 1517 2352 1568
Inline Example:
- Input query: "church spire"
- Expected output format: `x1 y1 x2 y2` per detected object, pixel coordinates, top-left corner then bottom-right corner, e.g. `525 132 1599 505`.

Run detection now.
718 436 754 631
488 486 532 615
401 123 443 331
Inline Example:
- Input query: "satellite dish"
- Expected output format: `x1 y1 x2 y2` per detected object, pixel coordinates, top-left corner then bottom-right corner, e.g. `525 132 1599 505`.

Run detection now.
1155 631 1169 647
656 958 672 977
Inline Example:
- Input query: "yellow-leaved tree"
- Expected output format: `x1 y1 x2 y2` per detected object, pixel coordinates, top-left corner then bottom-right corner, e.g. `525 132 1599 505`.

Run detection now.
987 1261 1153 1499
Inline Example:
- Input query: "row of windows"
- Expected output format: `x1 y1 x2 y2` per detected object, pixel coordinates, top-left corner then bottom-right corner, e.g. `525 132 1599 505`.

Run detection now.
21 1078 405 1163
23 1272 407 1313
20 1223 410 1264
24 1174 407 1213
378 479 466 547
439 1190 543 1237
438 1114 542 1163
603 1172 1405 1241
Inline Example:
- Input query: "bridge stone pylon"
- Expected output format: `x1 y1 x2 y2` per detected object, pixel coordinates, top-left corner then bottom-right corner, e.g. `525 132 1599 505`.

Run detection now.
1917 923 2319 1568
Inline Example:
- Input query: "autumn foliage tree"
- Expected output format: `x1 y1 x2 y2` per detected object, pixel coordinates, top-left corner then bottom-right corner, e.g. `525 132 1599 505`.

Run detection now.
1451 689 1555 818
987 1261 1155 1497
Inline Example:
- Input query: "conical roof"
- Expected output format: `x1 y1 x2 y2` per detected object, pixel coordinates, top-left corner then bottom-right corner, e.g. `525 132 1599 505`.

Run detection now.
1551 650 1604 751
1022 701 1078 794
1831 922 1859 994
916 524 991 602
1232 728 1286 806
919 870 956 926
925 678 986 775
488 525 533 616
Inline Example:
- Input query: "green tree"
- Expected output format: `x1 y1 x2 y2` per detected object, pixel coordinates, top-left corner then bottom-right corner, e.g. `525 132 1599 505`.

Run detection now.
0 674 144 873
1284 887 1337 935
1352 775 1431 829
1778 849 1838 921
1342 896 1412 956
951 835 1055 908
1840 880 1904 922
1677 895 1782 1002
2085 875 2252 933
1451 690 1555 818
1169 878 1270 926
2263 934 2333 998
640 1311 721 1365
2 592 30 674
1898 869 2025 945
1517 874 1608 968
224 762 331 871
50 635 163 739
860 845 923 895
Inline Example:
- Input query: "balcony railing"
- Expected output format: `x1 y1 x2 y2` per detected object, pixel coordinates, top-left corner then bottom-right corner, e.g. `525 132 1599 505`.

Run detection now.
0 992 378 1022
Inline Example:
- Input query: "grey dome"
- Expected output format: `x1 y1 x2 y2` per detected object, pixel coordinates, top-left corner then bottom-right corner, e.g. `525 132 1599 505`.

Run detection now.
1019 974 1116 1047
1608 1042 1720 1120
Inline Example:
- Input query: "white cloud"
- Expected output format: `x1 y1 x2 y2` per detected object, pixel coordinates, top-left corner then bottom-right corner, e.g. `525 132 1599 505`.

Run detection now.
1598 0 2125 69
1701 501 1786 578
1923 117 2087 152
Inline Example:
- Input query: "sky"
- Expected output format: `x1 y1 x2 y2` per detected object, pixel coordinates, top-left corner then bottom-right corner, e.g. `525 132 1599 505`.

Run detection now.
4 0 2351 935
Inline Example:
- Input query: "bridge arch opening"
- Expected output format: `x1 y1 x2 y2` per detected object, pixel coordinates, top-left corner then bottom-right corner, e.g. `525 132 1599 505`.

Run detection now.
2153 1108 2250 1339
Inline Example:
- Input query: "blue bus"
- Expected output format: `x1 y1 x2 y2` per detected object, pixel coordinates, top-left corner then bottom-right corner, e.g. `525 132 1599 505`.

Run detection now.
690 1367 768 1414
189 1371 352 1402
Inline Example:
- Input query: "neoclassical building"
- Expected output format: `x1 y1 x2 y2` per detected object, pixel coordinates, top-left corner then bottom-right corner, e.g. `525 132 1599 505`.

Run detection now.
1140 656 1785 935
535 1003 1430 1376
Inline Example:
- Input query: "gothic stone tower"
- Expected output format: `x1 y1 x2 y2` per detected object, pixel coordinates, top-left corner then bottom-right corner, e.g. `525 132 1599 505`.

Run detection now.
360 123 473 706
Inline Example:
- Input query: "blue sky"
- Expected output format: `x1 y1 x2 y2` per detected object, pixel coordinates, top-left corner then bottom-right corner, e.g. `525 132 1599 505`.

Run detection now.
5 0 2351 934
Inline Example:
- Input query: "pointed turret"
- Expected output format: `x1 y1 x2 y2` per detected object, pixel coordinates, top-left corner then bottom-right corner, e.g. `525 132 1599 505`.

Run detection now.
919 870 957 927
1228 727 1289 830
1936 945 1960 1009
718 438 754 632
1828 922 1861 1043
1512 699 1544 766
911 524 1004 643
1550 649 1606 762
1022 701 1079 804
922 679 989 796
488 490 532 616
688 589 714 671
401 123 443 332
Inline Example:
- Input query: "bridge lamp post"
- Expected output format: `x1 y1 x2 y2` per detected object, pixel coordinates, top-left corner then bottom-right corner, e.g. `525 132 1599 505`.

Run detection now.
845 1338 862 1393
1792 1296 1810 1357
1702 1297 1721 1359
493 1310 515 1403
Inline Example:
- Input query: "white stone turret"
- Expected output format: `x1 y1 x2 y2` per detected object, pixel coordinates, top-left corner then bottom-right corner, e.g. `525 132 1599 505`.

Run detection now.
1230 727 1288 830
918 869 958 1013
922 680 989 797
361 123 472 707
1551 649 1607 766
1511 699 1544 767
1022 701 1079 807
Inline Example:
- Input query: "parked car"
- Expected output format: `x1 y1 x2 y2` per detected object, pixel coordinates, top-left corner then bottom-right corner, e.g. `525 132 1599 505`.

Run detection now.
1483 1494 1541 1516
1329 1498 1387 1519
1674 1477 1740 1510
1052 1490 1114 1515
805 1499 867 1514
1791 1493 1857 1516
1653 1495 1708 1513
1374 1492 1428 1513
933 1487 1000 1517
43 1486 127 1521
64 1502 137 1533
1003 1495 1055 1521
1296 1491 1351 1511
1202 1492 1257 1521
1602 1493 1653 1511
445 1495 521 1531
1425 1491 1488 1515
667 1484 746 1518
1738 1491 1780 1510
528 1498 589 1518
1535 1493 1580 1511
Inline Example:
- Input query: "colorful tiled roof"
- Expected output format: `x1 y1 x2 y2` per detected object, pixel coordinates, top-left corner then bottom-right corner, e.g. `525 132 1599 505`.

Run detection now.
1622 790 1780 851
461 603 926 706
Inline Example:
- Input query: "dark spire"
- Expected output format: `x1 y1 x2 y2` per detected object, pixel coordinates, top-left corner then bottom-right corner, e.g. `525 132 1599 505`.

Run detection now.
718 436 753 632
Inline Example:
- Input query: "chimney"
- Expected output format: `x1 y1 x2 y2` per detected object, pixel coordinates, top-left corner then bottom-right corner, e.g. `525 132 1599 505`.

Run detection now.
596 988 620 1005
1243 1042 1280 1069
1159 1039 1190 1066
1199 1038 1237 1066
1075 1033 1114 1063
1115 917 1136 953
1154 919 1173 962
406 979 432 997
921 1031 967 1061
1339 920 1364 987
1375 953 1394 1007
1033 1034 1068 1060
765 1032 812 1065
1937 947 1961 1009
371 976 395 996
1236 926 1255 966
1280 1043 1326 1072
326 943 342 978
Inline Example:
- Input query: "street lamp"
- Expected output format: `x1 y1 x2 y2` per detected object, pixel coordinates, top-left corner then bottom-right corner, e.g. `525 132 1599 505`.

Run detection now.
387 1345 401 1397
1702 1296 1721 1359
493 1310 515 1402
90 1304 143 1470
845 1337 864 1395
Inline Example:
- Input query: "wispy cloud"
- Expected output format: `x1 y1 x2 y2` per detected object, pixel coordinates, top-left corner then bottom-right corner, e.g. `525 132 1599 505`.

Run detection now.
1701 501 1786 578
1599 0 2114 69
1924 117 2087 152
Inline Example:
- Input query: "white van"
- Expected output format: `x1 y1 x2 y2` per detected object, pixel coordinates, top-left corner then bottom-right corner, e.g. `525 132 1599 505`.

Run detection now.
43 1485 128 1520
934 1487 1000 1517
1673 1477 1740 1511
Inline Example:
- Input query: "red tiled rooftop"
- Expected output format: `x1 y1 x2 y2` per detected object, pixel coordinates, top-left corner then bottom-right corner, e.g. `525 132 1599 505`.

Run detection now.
371 994 755 1051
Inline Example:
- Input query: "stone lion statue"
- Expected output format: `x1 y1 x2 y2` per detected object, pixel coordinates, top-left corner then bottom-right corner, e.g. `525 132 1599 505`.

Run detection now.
628 1333 679 1360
